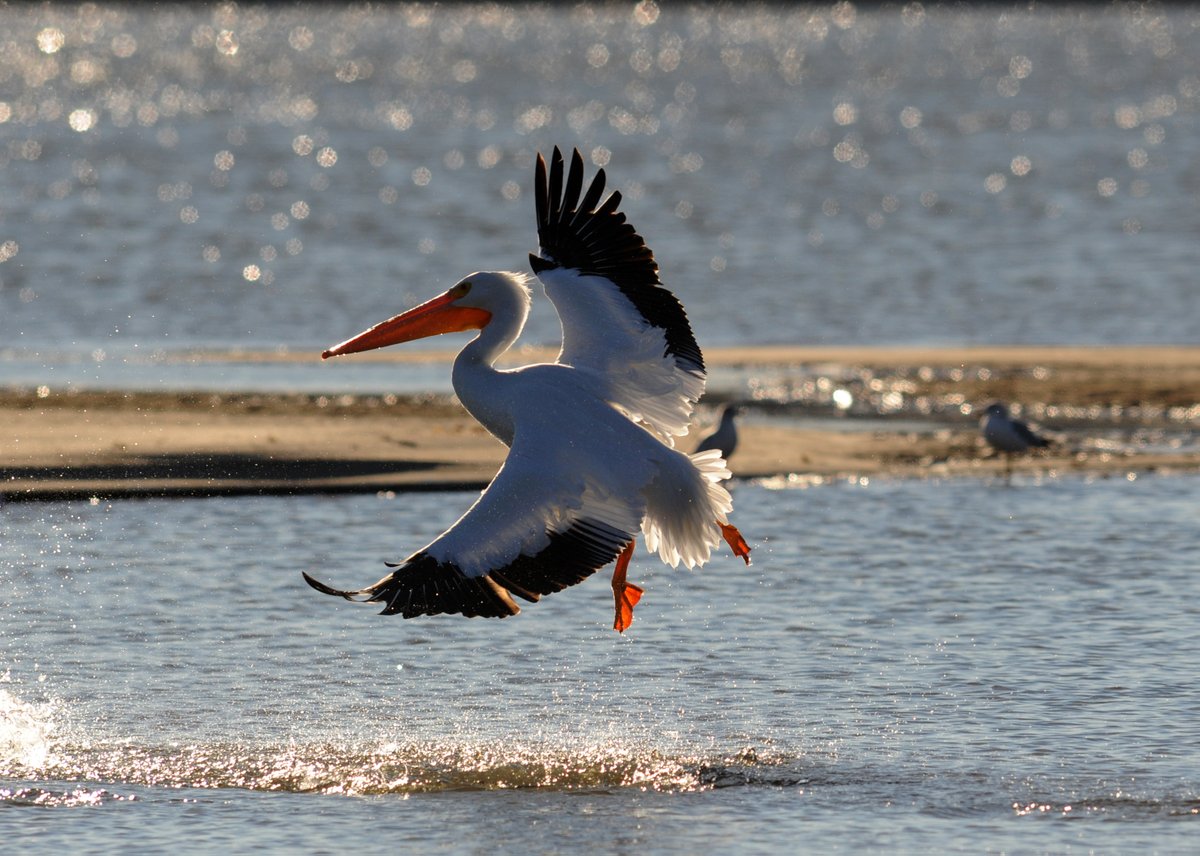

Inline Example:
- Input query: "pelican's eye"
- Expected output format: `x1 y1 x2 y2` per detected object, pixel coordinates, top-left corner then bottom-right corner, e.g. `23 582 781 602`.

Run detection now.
449 281 472 300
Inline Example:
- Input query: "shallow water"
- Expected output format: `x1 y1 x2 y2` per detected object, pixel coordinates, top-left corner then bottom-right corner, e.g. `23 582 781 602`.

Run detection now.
3 475 1199 851
2 3 1199 372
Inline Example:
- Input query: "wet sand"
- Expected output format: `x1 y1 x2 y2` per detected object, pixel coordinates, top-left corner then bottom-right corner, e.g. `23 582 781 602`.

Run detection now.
3 346 1198 501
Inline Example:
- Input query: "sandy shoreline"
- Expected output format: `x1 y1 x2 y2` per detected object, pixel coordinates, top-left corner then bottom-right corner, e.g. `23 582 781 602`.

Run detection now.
3 345 1198 501
169 343 1200 368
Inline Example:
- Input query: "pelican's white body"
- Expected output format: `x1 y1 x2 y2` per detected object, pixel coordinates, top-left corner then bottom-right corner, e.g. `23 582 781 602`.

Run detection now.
435 271 733 577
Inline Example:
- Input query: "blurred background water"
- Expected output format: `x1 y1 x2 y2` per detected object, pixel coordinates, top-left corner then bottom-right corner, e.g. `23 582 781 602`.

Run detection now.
0 2 1196 382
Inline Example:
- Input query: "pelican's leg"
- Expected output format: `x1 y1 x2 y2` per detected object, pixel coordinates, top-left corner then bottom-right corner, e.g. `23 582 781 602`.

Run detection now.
611 539 644 633
720 522 752 565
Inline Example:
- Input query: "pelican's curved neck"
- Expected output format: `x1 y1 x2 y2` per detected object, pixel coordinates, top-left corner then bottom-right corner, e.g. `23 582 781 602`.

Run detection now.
457 309 521 369
451 307 525 445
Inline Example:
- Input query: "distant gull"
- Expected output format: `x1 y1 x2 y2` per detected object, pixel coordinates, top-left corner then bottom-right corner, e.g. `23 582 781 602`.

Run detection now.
980 402 1050 474
695 405 739 461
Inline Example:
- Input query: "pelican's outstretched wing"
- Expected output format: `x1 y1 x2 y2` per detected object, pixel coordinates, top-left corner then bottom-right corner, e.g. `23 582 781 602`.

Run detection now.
529 147 705 444
304 399 648 619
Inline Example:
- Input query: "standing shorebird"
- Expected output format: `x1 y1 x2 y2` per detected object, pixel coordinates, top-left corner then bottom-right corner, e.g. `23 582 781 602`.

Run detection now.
980 402 1050 476
305 148 750 632
694 405 740 461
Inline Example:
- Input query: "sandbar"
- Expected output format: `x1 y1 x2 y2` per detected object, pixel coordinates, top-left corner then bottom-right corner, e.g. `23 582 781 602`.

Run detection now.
3 345 1197 501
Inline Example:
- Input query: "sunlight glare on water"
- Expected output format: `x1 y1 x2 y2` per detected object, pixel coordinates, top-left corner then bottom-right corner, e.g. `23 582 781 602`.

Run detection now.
0 3 1198 364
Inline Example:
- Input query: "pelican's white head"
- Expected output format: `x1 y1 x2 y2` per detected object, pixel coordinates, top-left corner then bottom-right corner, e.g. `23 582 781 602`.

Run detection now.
322 271 532 359
453 271 533 323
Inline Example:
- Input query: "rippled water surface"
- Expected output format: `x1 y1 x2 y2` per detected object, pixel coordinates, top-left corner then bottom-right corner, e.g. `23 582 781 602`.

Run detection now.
3 475 1200 851
3 5 1200 852
1 2 1198 374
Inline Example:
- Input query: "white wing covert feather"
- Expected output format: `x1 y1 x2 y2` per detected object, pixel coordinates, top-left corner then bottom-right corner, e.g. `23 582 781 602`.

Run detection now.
529 147 706 445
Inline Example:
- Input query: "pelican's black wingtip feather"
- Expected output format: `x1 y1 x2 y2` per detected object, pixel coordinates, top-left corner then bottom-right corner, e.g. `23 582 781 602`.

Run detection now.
547 147 565 224
574 166 607 224
563 148 585 215
534 152 549 236
303 571 358 600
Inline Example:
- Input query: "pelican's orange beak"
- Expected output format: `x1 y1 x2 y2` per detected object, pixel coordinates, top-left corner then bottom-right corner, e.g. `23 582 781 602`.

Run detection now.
322 290 492 359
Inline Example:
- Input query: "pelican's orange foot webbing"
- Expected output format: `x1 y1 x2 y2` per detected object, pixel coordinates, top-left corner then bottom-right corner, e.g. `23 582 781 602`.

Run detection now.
611 539 644 633
720 522 752 565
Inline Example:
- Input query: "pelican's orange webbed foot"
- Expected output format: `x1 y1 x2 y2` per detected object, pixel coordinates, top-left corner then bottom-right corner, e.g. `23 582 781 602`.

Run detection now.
611 539 644 633
720 522 752 565
614 581 644 634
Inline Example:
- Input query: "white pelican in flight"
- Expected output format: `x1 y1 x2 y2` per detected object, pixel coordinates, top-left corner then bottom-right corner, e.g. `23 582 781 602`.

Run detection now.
304 147 750 632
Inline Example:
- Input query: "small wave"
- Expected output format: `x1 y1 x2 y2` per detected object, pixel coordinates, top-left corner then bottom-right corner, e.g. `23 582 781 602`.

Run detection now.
0 785 137 808
1012 793 1200 820
7 739 812 796
9 733 1197 820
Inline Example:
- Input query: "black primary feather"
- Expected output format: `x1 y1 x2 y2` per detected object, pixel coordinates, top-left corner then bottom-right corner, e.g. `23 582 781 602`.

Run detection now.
303 518 633 620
